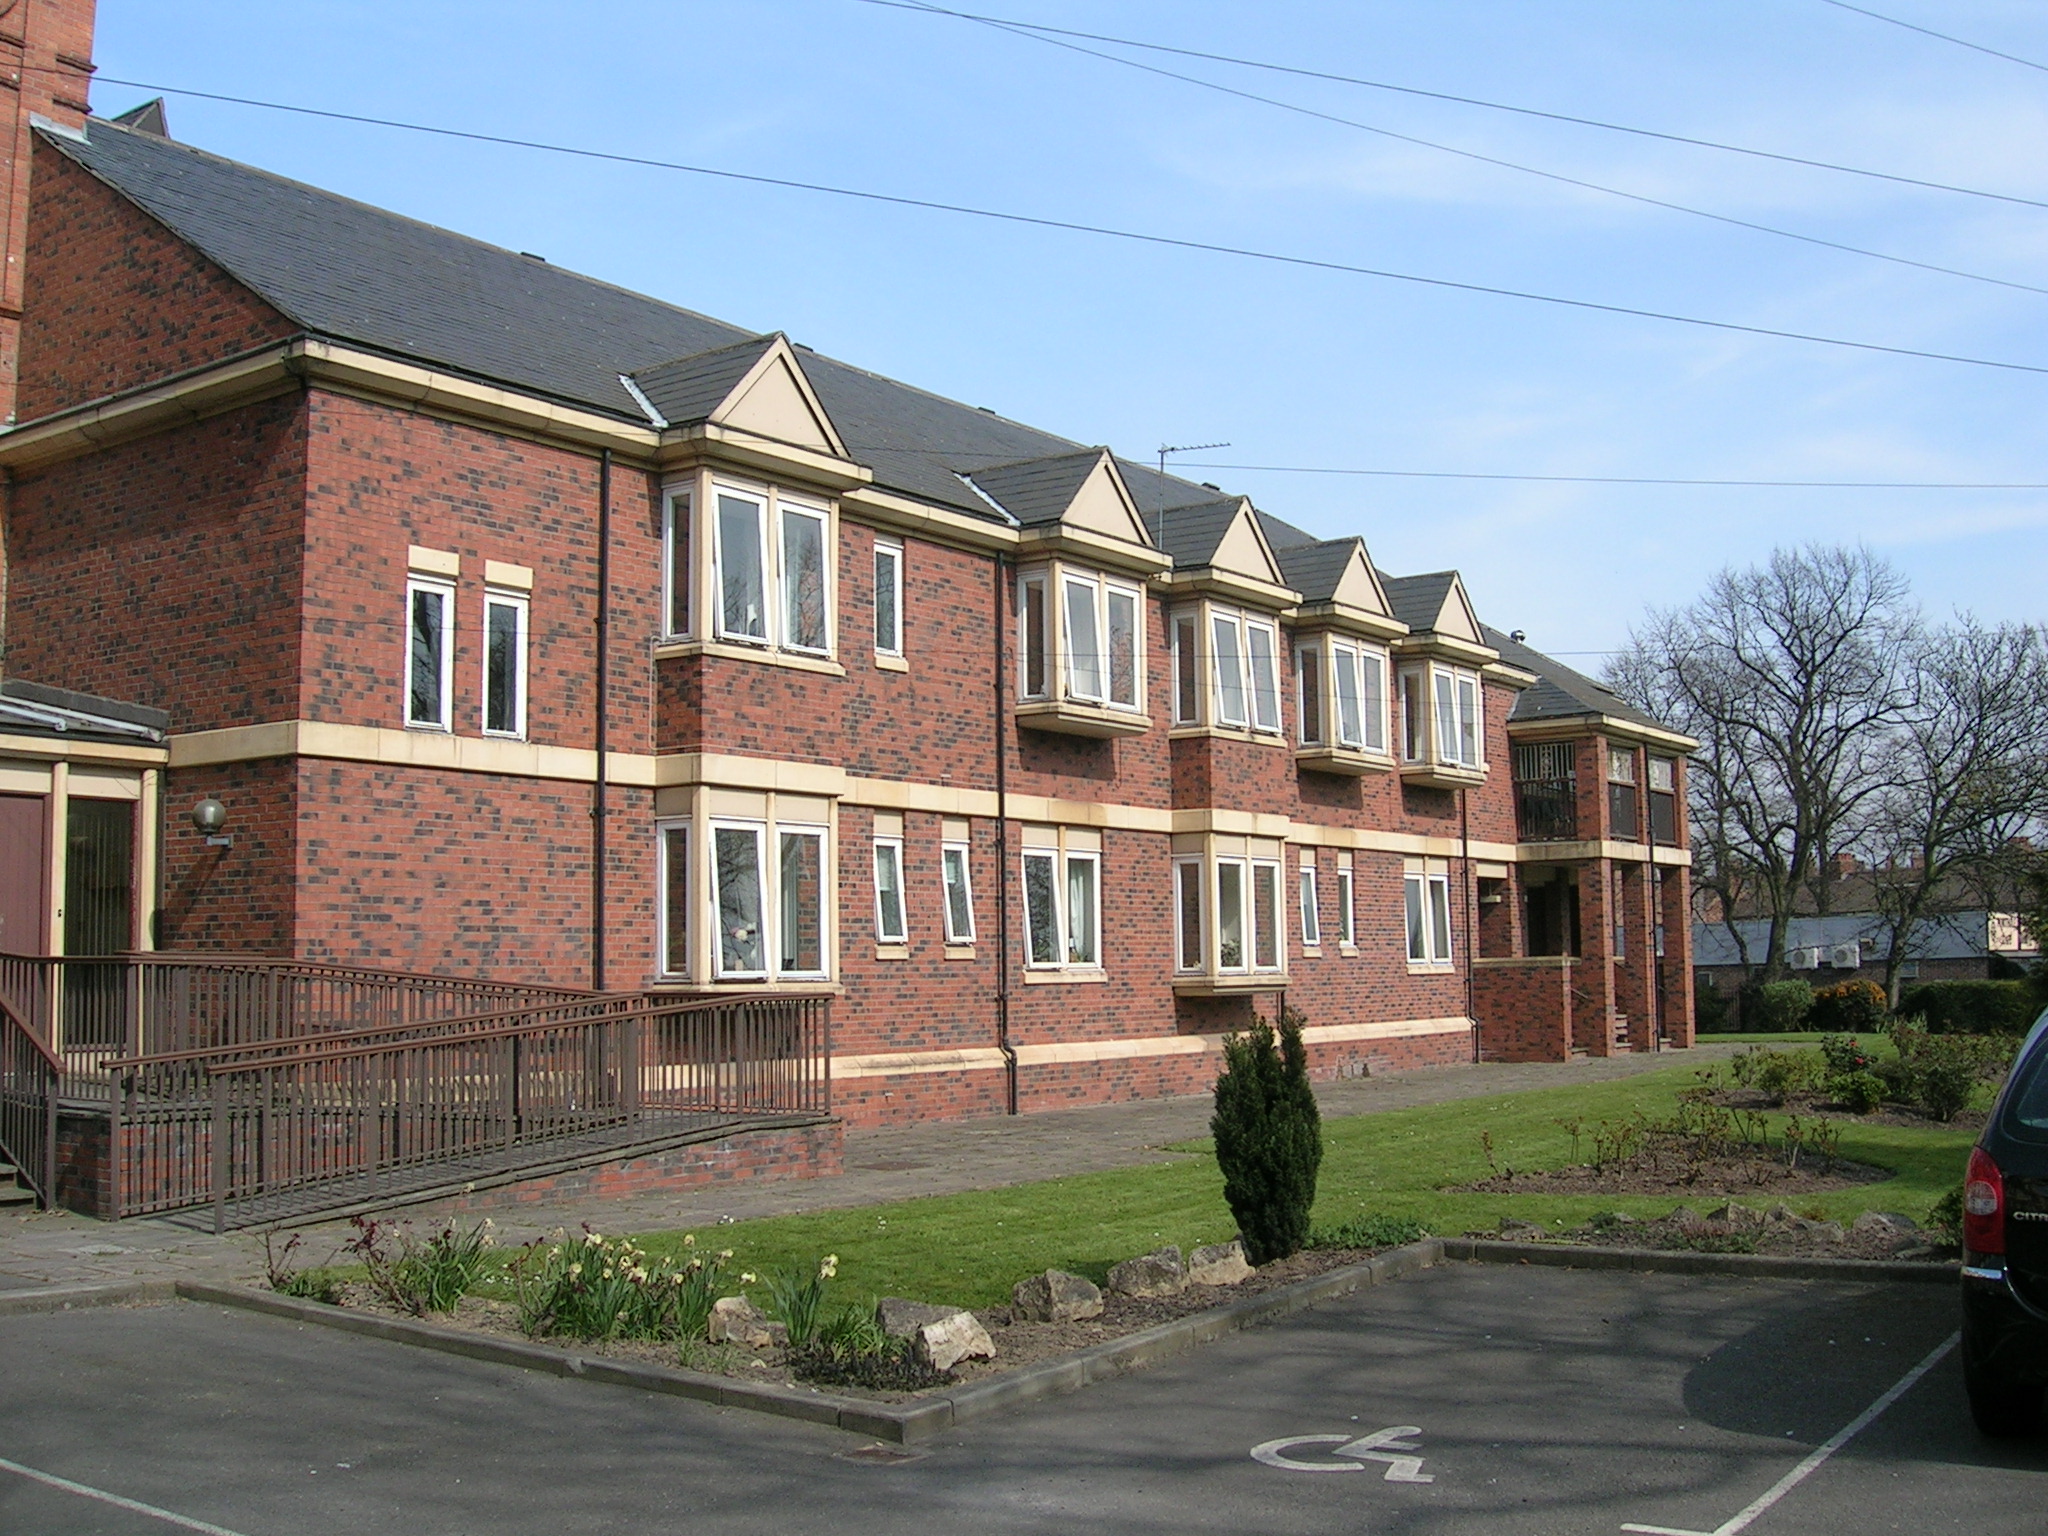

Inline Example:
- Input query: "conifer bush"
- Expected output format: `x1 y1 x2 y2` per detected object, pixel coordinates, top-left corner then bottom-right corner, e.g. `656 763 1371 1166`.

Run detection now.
1211 1008 1324 1266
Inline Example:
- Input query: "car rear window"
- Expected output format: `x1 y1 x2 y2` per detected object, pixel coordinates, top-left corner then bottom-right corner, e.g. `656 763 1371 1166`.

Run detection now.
2006 1038 2048 1130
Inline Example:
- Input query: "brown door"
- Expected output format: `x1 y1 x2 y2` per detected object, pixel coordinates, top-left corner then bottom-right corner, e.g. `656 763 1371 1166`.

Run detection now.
0 793 48 954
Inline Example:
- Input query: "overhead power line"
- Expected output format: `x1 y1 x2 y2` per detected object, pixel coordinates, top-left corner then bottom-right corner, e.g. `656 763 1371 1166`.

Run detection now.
854 0 2048 212
910 0 2048 298
1817 0 2048 75
1176 462 2048 490
92 76 2048 380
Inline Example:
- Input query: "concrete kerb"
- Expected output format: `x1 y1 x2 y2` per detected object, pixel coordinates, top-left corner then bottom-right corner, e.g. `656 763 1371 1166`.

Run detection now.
109 1240 1957 1445
0 1279 179 1317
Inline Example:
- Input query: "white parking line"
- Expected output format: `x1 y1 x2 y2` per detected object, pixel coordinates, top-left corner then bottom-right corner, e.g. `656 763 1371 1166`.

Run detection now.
0 1454 255 1536
1621 1330 1960 1536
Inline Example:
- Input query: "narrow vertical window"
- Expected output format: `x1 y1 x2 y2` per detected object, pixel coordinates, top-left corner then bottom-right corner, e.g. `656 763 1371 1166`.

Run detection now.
1433 667 1459 766
406 578 454 730
778 828 825 974
1333 642 1364 750
1064 852 1100 967
1217 859 1246 971
1404 873 1427 962
1402 671 1424 760
716 492 768 642
1612 866 1627 959
873 837 906 943
482 590 528 738
873 540 903 656
1361 649 1388 754
1022 575 1050 700
1297 644 1323 745
1174 858 1203 970
1247 622 1280 733
1023 850 1060 965
1173 614 1200 724
1429 872 1454 963
942 843 975 943
1337 863 1355 947
659 822 689 977
663 487 691 638
1106 585 1139 709
1211 613 1247 728
1064 574 1104 701
780 505 828 653
1300 859 1321 948
1252 862 1280 970
714 824 766 977
1456 672 1481 766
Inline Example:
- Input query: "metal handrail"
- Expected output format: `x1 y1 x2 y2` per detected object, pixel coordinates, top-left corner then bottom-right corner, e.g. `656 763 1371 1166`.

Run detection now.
0 992 59 1206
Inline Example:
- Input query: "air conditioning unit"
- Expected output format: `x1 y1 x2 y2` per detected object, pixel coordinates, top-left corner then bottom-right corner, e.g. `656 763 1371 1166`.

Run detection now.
1788 947 1821 971
1829 942 1862 970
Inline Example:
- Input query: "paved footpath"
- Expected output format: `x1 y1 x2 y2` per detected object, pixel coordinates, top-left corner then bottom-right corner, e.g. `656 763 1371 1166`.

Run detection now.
0 1044 1739 1296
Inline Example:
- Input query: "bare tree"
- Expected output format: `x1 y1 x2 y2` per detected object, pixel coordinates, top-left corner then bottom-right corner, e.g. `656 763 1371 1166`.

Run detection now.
1607 546 1917 979
1856 618 2048 1003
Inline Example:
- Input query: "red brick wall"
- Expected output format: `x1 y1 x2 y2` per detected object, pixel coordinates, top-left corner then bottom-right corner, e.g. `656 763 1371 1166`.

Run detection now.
158 758 299 954
5 393 307 730
1471 958 1575 1062
17 139 297 423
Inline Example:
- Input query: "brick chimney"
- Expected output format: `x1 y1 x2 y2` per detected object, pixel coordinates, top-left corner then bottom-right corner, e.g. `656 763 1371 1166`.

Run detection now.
0 0 97 423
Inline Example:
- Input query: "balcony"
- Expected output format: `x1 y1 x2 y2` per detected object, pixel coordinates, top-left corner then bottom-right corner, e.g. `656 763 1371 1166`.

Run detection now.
1515 777 1578 842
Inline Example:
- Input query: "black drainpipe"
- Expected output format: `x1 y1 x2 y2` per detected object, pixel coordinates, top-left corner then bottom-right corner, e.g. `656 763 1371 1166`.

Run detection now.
993 551 1018 1114
591 449 612 992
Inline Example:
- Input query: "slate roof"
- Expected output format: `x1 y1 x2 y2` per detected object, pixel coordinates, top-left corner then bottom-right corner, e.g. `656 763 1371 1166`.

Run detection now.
629 335 782 428
1692 912 2031 967
0 679 167 745
1273 538 1364 606
1381 571 1459 634
1481 625 1668 731
965 449 1114 529
1140 498 1246 570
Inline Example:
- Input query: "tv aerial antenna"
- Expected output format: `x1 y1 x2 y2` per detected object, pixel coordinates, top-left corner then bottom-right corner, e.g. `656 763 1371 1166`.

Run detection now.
1153 442 1230 567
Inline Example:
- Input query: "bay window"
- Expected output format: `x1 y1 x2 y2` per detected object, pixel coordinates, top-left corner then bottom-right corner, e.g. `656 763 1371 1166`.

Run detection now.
1021 827 1103 972
663 474 837 657
656 803 832 984
1172 836 1287 987
1398 662 1486 783
1296 634 1391 770
1170 602 1283 735
1016 562 1147 735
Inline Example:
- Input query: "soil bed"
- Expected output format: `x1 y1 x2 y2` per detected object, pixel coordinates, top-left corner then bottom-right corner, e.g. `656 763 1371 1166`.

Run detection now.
1709 1087 1986 1133
1454 1152 1892 1199
307 1244 1400 1403
1537 1202 1950 1262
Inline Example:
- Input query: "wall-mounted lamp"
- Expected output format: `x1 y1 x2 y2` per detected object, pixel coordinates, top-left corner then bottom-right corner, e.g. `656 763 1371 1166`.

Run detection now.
190 798 232 847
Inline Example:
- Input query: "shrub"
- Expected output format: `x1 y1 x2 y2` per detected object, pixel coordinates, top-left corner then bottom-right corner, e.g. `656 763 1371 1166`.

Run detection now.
1751 978 1814 1032
1832 1070 1886 1115
1926 1183 1965 1246
1311 1214 1428 1250
1694 976 1733 1033
1886 1021 2015 1122
1810 979 1887 1035
1898 980 2037 1037
1212 1008 1324 1266
1818 1033 1872 1077
1734 1045 1825 1103
344 1215 495 1316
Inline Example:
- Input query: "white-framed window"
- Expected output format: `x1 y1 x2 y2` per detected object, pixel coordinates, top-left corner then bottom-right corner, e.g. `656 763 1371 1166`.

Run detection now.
482 589 528 738
873 836 907 944
706 478 834 655
942 841 976 943
1175 849 1285 975
662 486 691 638
1404 862 1454 967
1019 564 1144 713
1298 636 1390 753
406 576 455 731
1336 855 1356 948
1300 855 1321 948
1401 664 1484 769
711 818 828 980
1173 603 1281 733
874 539 903 656
1021 831 1101 970
657 821 690 978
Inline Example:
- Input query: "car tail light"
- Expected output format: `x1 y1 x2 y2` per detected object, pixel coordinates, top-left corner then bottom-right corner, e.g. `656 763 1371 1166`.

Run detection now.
1965 1145 2006 1256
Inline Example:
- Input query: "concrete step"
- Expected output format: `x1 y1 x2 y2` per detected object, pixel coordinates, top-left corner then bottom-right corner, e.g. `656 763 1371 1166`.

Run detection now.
0 1163 34 1207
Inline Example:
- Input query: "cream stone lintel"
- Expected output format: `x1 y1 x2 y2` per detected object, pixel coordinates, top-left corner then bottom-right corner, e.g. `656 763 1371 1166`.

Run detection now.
1481 662 1540 691
839 484 1020 556
655 423 871 493
408 545 460 578
0 732 167 767
832 1015 1473 1078
484 560 534 591
1505 714 1701 754
1519 837 1691 868
170 721 658 786
1016 524 1171 580
1290 602 1409 643
652 639 848 677
1158 568 1301 613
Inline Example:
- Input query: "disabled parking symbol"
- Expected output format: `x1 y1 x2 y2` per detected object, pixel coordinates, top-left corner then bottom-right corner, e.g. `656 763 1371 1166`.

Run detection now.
1251 1425 1435 1481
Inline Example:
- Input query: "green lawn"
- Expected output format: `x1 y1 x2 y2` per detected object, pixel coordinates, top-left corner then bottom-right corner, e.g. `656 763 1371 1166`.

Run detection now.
561 1056 1977 1314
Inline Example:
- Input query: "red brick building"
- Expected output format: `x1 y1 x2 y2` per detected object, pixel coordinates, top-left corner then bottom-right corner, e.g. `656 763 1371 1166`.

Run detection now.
0 4 1697 1131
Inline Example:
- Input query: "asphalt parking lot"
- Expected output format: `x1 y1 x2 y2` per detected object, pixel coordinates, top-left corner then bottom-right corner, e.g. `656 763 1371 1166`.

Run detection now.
1 1261 2039 1536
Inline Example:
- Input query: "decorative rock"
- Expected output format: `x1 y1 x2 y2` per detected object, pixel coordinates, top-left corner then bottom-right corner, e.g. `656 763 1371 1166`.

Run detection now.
1708 1202 1767 1230
709 1295 787 1349
1010 1269 1103 1322
876 1297 958 1338
1852 1210 1919 1238
912 1309 997 1372
1665 1206 1702 1230
1108 1246 1188 1298
1188 1240 1253 1286
1765 1203 1798 1224
1497 1218 1547 1240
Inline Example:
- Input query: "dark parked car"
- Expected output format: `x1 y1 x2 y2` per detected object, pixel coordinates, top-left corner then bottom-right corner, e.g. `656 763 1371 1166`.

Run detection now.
1961 1010 2048 1436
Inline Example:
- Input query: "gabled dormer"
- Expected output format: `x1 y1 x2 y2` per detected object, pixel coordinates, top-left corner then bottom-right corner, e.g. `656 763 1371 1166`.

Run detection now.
1148 497 1302 741
1382 570 1501 790
1277 538 1408 776
627 334 868 492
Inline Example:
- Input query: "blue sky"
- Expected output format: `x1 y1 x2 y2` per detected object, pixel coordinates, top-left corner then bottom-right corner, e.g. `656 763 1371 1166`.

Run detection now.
88 1 2048 662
